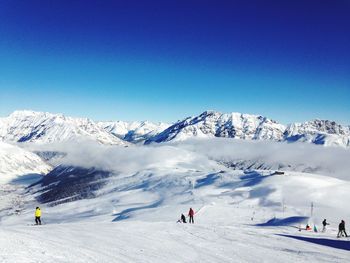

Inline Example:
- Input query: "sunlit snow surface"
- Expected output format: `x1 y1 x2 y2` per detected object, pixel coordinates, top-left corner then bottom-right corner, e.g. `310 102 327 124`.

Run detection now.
0 141 51 184
0 139 349 262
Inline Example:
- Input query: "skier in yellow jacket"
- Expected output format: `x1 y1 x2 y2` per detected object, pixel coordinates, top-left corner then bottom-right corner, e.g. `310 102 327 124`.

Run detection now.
35 207 42 225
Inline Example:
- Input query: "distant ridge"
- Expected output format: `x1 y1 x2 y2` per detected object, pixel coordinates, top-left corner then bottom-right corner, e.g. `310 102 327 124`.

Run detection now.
0 110 349 147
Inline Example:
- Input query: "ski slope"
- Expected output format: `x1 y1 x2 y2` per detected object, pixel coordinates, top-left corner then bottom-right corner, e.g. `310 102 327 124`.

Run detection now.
0 139 349 262
0 206 349 263
1 171 349 262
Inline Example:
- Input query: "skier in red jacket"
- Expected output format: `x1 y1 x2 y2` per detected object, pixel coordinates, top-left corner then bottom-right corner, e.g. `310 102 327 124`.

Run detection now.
188 208 194 224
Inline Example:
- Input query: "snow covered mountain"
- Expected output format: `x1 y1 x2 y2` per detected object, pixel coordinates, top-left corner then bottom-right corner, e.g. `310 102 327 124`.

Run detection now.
98 120 170 143
0 110 126 145
0 110 349 147
0 141 51 183
284 120 350 147
145 111 350 147
145 111 286 144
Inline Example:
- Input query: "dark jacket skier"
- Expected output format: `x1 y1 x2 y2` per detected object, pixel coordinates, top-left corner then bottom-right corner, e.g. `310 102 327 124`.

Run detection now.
337 220 348 237
322 219 329 232
181 214 187 223
188 208 194 224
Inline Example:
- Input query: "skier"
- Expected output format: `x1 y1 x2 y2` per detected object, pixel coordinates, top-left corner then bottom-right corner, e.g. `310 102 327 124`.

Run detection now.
322 219 329 232
188 208 194 224
35 207 42 225
306 224 311 231
181 214 187 223
337 220 348 238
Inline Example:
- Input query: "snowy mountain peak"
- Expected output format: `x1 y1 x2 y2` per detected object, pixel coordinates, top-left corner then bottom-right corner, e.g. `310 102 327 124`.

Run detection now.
288 119 349 135
145 111 286 144
98 120 170 143
9 110 39 117
145 111 350 147
198 110 221 117
8 110 70 121
1 110 349 147
0 110 126 145
284 119 350 147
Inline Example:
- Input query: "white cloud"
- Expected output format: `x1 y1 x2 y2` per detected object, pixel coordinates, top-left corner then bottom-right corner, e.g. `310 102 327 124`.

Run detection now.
171 138 350 180
24 137 350 181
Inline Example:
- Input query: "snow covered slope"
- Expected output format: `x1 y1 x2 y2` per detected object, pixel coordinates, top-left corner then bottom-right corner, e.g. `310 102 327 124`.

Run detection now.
15 139 350 222
1 146 350 262
1 213 349 263
284 119 350 147
0 110 126 145
98 120 170 143
0 139 350 262
145 111 286 144
0 141 51 183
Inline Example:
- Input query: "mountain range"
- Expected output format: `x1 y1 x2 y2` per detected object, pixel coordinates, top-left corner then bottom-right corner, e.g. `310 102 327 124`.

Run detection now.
1 110 350 262
146 111 350 147
0 110 126 145
0 110 349 147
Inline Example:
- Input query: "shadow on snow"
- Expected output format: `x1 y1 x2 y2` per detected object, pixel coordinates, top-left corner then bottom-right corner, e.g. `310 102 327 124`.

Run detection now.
256 216 309 227
195 173 220 188
277 234 350 251
112 199 163 222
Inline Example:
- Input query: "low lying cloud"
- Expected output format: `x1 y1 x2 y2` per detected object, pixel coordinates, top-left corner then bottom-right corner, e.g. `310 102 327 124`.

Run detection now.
172 138 350 181
24 137 350 181
23 138 217 174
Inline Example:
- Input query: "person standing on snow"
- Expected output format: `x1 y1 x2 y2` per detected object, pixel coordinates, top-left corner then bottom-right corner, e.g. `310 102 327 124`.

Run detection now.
35 207 42 225
337 220 348 238
322 219 329 232
188 208 194 224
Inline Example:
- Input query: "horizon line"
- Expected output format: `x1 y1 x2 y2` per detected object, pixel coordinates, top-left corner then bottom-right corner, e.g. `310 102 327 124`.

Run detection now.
1 109 349 126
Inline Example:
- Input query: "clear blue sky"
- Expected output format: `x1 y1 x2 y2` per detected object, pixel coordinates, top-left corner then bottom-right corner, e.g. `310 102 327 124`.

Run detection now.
0 0 349 124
